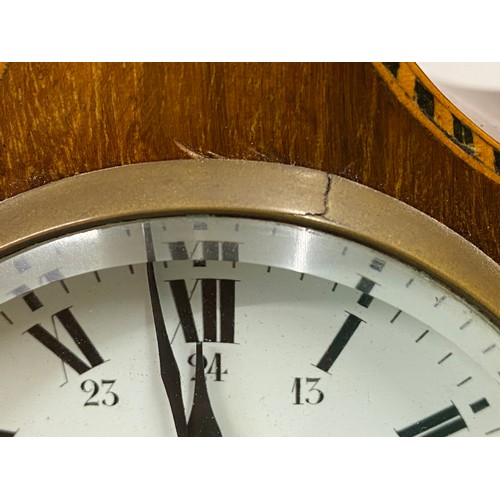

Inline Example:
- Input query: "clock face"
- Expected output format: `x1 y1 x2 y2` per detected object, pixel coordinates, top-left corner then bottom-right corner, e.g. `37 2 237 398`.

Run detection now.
0 159 498 437
0 214 499 436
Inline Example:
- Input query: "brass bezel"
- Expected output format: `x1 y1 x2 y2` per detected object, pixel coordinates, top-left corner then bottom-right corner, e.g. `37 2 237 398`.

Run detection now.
0 159 498 323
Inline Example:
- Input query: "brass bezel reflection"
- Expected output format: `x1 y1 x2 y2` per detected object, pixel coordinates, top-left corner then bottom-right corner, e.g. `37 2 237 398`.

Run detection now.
0 159 498 323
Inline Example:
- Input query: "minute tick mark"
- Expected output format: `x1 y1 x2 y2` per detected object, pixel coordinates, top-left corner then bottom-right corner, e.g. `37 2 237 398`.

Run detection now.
415 329 429 343
390 310 402 323
485 427 500 436
457 376 472 387
438 352 453 365
1 311 13 325
482 344 496 354
460 319 472 330
434 296 446 307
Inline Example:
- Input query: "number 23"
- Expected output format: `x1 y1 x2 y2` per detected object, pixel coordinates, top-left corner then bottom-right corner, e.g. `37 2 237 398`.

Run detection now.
81 379 119 407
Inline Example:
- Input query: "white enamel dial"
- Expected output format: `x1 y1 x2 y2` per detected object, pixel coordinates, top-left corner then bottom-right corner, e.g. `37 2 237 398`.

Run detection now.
0 215 499 436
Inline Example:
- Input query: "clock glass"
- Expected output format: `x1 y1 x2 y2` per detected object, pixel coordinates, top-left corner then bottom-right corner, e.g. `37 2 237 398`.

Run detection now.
0 213 499 436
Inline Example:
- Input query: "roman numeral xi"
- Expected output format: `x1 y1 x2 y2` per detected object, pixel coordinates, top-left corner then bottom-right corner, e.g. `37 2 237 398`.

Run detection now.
25 308 104 375
396 398 490 437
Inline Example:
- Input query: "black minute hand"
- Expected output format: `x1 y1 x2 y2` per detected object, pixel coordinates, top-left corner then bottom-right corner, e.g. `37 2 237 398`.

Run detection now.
188 342 222 437
144 224 188 437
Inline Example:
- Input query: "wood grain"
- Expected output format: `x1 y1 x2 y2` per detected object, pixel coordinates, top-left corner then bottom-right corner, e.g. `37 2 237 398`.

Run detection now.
0 63 498 262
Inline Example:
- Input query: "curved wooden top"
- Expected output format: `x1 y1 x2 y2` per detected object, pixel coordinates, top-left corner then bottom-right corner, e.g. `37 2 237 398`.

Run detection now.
0 63 498 262
374 62 500 181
